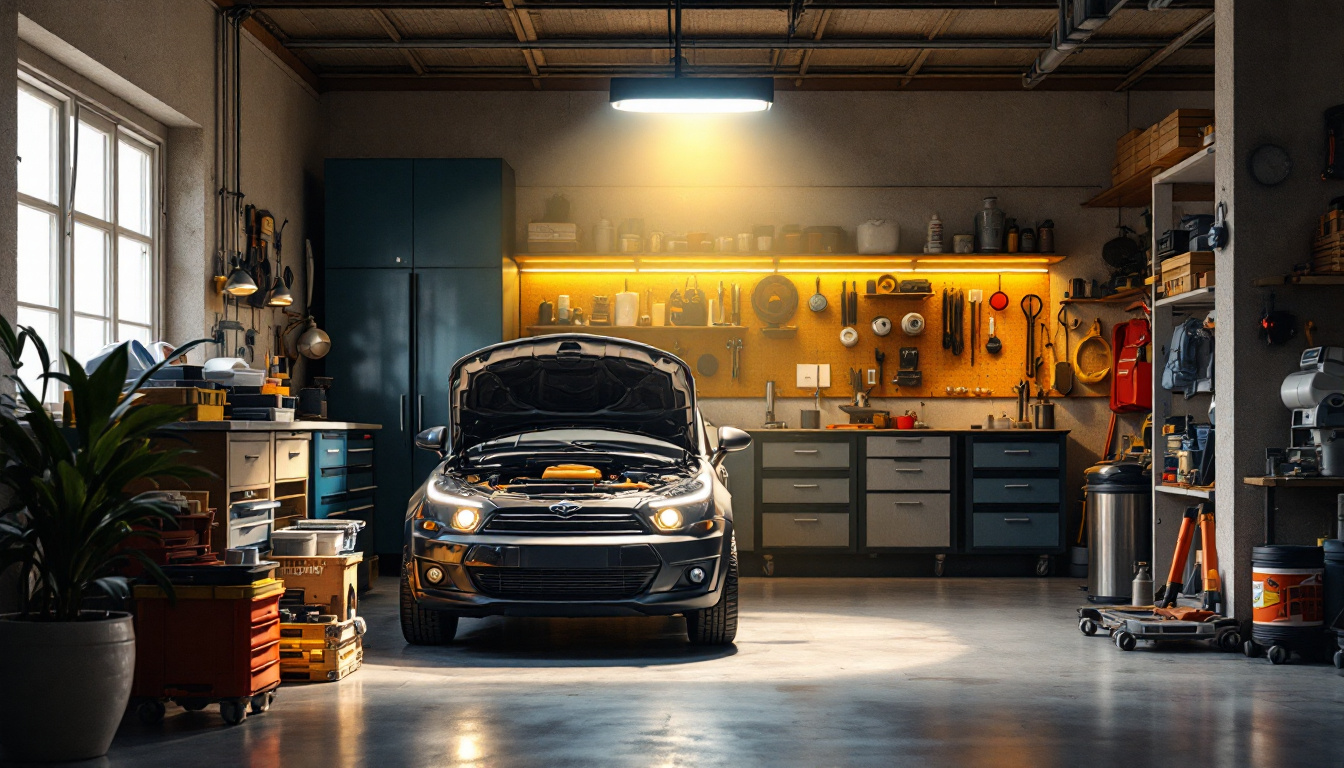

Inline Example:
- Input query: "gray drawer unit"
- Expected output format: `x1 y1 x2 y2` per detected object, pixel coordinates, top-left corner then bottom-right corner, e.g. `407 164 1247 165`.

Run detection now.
865 493 950 548
866 435 951 458
972 441 1060 469
761 512 850 548
865 459 951 492
761 477 850 505
761 441 850 469
972 512 1060 549
972 477 1060 505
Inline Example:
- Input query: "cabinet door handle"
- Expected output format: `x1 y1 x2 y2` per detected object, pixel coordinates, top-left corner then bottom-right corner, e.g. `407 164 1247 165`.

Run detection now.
792 483 819 489
418 394 424 432
1004 483 1031 489
243 454 260 460
892 500 924 506
1003 449 1032 455
793 518 820 523
327 449 341 454
892 468 924 473
1004 517 1032 523
793 449 819 454
289 452 302 459
893 437 923 442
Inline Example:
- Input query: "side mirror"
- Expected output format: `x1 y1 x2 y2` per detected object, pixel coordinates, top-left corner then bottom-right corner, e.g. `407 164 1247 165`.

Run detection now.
710 426 752 467
415 426 447 453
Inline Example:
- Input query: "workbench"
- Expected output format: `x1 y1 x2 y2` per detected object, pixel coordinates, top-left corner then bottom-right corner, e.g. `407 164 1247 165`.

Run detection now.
1243 475 1344 544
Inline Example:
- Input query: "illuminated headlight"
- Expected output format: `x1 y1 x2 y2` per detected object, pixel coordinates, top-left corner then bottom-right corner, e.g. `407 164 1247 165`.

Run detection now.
649 470 714 510
451 507 481 532
653 508 684 531
647 470 715 532
424 566 445 584
426 482 485 509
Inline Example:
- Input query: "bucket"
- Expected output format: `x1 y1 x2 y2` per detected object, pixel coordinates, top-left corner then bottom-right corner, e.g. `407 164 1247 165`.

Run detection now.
1252 545 1325 650
1325 540 1344 632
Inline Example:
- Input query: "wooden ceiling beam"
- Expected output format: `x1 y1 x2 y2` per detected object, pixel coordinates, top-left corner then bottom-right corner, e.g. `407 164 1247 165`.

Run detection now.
902 8 956 86
501 0 545 88
369 9 427 75
795 9 832 86
1114 11 1213 91
213 1 323 92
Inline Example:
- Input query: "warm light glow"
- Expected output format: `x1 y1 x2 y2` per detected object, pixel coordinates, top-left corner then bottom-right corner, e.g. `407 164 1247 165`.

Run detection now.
451 507 481 532
653 508 684 530
612 98 771 114
426 484 485 508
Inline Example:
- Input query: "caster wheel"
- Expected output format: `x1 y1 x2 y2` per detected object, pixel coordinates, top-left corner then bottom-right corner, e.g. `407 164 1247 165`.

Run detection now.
220 699 249 725
1036 556 1051 577
250 691 275 715
1333 650 1344 670
1217 630 1241 653
1079 618 1098 637
934 557 946 578
1243 640 1262 658
137 700 165 726
1267 645 1291 666
762 561 775 577
1114 631 1137 652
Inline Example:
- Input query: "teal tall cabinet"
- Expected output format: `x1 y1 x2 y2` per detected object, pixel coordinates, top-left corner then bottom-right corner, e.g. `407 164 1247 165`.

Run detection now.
324 158 516 557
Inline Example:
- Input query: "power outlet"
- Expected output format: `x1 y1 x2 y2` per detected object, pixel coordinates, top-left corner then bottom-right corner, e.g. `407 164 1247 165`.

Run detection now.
796 364 818 389
867 368 877 386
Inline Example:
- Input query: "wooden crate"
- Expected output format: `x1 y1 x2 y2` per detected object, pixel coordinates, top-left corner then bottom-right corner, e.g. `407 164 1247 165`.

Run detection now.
271 553 363 620
1155 109 1214 167
1162 265 1213 297
1313 230 1344 273
279 617 362 650
136 387 226 407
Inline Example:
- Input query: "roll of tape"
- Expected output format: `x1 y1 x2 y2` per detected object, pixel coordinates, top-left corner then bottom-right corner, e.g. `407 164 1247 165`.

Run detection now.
901 312 925 336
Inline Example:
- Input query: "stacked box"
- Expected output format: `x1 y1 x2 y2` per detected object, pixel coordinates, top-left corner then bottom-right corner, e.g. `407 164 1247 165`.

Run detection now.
272 553 364 620
1161 251 1216 297
1113 128 1143 184
278 616 364 682
1154 108 1214 167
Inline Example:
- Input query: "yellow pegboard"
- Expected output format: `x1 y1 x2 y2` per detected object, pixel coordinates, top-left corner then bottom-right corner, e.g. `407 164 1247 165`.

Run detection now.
517 272 1099 399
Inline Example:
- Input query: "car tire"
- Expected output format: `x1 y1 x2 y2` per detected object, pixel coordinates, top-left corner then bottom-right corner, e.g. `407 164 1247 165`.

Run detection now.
400 563 459 645
686 542 738 646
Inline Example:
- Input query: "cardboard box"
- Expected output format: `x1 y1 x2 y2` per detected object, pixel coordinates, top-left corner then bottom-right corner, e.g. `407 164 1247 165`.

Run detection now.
1162 265 1212 297
272 553 363 620
527 222 578 240
1161 250 1215 272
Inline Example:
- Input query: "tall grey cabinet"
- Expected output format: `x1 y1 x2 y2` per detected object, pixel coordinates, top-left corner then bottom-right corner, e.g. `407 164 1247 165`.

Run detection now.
324 158 516 556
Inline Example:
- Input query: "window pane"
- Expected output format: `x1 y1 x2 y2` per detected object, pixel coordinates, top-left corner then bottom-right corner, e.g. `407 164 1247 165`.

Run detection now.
17 204 58 307
118 236 152 324
117 323 152 347
118 140 152 236
73 316 109 368
73 223 108 315
15 306 59 404
73 120 109 220
17 88 58 204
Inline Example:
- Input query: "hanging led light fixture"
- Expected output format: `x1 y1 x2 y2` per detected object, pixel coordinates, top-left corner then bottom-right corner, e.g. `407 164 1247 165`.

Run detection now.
609 0 772 114
266 278 293 307
223 258 258 297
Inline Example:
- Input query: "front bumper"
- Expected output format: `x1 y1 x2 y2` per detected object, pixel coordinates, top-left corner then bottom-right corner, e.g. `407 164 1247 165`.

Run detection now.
406 519 732 618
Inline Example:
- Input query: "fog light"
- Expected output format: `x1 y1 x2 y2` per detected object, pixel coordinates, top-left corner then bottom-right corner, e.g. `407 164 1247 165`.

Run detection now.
420 519 441 533
424 566 445 584
451 507 481 532
654 508 683 531
687 566 706 584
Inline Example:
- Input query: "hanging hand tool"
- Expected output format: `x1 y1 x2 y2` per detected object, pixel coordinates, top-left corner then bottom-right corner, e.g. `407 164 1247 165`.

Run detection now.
874 348 886 392
968 289 982 366
1021 293 1043 377
986 316 1002 354
951 289 964 356
942 288 952 350
840 281 848 329
1054 305 1075 395
850 282 857 325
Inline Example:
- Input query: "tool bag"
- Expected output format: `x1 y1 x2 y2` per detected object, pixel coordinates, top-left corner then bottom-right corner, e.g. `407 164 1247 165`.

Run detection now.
1111 317 1152 413
669 277 707 326
1161 316 1214 397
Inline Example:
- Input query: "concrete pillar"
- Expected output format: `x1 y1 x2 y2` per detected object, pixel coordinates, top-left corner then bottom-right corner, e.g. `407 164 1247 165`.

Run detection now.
0 0 15 346
1214 0 1344 619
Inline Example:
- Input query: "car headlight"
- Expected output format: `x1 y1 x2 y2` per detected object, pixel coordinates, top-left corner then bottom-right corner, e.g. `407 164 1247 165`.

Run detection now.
647 469 715 532
419 480 490 534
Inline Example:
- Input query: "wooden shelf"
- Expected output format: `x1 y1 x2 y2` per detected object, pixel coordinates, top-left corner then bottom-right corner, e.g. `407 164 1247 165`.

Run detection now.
1253 274 1344 287
1060 286 1147 305
1156 484 1213 499
513 252 1066 272
1154 286 1214 309
525 325 746 335
1084 154 1215 209
1243 475 1344 488
861 292 933 300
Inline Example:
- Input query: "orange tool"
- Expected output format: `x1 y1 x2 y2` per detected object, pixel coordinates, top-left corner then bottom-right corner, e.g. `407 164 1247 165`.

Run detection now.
1197 505 1222 612
1157 506 1200 608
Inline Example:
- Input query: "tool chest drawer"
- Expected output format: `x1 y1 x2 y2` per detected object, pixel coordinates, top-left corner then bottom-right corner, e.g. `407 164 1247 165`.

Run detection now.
866 435 950 458
972 477 1059 505
865 493 950 548
761 441 850 469
761 512 850 548
228 437 272 489
972 512 1059 549
972 441 1060 470
275 438 310 481
316 433 347 468
866 459 950 491
761 477 850 505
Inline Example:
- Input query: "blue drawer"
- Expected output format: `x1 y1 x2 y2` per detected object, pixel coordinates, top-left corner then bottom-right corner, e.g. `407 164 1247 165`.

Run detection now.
972 441 1060 469
972 512 1059 549
972 477 1059 505
316 433 346 467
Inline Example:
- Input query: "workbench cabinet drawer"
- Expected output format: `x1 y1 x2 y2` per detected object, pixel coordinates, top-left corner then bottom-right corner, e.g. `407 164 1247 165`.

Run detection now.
972 512 1059 549
761 477 850 505
972 441 1060 469
761 442 850 469
866 459 950 491
972 478 1059 505
761 512 850 548
230 519 273 550
865 493 950 548
228 438 272 489
866 435 950 458
316 434 347 468
275 438 310 481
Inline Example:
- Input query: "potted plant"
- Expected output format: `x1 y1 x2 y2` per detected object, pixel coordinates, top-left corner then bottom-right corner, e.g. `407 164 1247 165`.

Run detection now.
0 316 208 762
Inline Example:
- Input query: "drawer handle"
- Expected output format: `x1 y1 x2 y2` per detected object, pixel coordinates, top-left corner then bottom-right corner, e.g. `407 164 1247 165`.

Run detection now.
288 452 302 459
892 500 924 506
1004 484 1032 489
892 468 924 473
243 454 261 460
1003 517 1032 523
1002 449 1032 455
792 484 820 489
793 518 820 523
793 449 819 454
893 437 923 442
327 449 341 454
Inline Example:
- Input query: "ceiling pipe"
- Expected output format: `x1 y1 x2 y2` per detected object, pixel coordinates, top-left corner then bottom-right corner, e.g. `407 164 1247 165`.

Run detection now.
283 35 1198 51
1023 0 1130 89
241 0 1211 8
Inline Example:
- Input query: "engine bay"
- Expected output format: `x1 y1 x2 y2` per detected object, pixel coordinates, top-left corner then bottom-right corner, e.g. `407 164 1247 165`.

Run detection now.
462 462 691 498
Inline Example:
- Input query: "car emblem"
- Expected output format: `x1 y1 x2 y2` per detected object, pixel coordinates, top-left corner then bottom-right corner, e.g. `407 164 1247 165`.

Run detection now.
549 501 582 517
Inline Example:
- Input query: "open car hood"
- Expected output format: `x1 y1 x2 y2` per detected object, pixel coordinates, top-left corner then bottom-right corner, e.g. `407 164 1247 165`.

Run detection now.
449 334 699 456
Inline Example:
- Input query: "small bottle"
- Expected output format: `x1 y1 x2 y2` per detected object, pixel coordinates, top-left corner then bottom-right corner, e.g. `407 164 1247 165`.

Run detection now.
925 213 944 254
1006 218 1019 253
1020 226 1036 253
594 218 614 254
1038 219 1055 253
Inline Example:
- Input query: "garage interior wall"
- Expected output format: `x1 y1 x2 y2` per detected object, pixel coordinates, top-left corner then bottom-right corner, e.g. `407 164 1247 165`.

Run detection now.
323 88 1212 495
12 0 323 378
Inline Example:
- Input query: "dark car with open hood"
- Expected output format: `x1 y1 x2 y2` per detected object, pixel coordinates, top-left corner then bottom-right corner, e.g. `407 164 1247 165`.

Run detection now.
401 334 751 646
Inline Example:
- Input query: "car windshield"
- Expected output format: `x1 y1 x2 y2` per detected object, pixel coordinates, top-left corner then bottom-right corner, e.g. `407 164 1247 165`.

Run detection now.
462 429 687 463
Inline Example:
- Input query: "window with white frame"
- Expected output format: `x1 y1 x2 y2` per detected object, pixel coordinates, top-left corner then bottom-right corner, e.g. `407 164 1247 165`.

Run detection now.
16 74 160 403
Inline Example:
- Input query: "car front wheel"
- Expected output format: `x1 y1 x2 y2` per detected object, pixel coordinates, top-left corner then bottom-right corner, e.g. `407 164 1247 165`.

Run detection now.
685 542 738 646
400 562 459 645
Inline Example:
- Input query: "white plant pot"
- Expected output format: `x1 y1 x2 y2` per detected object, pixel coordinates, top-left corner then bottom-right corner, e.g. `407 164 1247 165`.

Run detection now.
0 612 135 762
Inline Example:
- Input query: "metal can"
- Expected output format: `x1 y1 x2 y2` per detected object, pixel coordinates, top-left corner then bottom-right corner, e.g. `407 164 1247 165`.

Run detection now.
647 231 664 253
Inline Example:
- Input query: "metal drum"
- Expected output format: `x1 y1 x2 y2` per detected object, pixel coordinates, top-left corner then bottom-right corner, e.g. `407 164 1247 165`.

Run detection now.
1085 462 1152 604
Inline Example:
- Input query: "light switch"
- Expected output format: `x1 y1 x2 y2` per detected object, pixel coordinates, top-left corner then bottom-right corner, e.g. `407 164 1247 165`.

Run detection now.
796 364 818 389
818 364 831 388
867 368 877 386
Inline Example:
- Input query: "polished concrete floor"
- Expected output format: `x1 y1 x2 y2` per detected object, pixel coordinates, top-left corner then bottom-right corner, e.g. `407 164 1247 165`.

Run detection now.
106 578 1344 768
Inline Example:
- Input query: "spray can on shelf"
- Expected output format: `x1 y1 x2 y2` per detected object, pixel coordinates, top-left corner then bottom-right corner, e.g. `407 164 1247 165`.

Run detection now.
924 213 944 253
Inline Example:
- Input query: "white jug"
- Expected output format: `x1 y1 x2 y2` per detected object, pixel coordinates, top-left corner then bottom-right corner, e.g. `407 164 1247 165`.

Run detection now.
857 219 899 254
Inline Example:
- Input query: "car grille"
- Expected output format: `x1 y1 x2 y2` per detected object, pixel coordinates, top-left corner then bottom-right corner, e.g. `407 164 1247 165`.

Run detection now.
482 510 648 535
468 567 658 601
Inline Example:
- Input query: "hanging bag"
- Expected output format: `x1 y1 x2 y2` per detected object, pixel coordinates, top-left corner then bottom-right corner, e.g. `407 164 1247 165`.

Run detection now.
1111 317 1152 413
